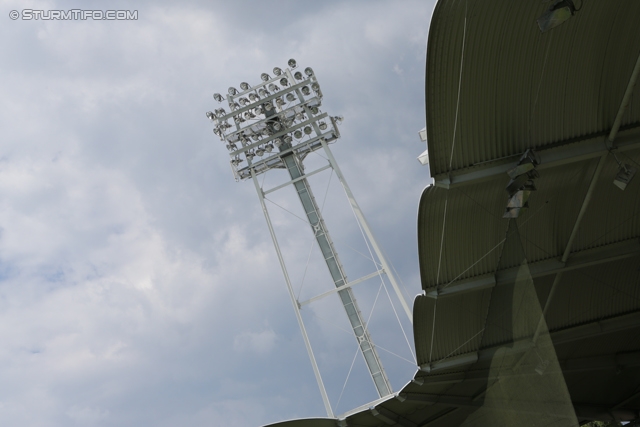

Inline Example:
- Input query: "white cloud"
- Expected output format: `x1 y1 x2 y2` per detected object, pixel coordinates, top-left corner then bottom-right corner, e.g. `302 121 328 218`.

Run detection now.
233 328 277 355
66 405 110 426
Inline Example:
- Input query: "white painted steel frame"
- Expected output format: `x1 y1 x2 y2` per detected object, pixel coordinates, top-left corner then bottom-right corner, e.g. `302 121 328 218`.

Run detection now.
299 269 385 307
250 167 334 418
319 139 414 324
280 148 392 398
249 134 414 411
213 62 416 415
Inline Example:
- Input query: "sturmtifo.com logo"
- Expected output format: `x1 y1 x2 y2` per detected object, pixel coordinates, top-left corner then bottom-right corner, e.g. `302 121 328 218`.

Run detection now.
9 10 138 20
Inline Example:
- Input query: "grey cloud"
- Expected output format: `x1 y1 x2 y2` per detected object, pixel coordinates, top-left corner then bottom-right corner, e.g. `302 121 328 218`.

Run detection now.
0 0 435 425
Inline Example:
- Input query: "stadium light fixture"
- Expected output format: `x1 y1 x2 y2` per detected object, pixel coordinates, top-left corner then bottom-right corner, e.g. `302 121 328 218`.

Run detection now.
537 0 580 33
207 59 415 416
613 164 637 190
503 149 540 218
206 60 344 180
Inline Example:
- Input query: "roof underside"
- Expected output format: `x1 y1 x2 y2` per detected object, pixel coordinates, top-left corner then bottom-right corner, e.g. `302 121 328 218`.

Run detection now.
426 0 640 179
264 1 640 426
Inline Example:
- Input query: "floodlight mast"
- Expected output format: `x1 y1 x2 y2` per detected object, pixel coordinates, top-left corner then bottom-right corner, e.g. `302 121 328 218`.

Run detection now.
207 60 412 416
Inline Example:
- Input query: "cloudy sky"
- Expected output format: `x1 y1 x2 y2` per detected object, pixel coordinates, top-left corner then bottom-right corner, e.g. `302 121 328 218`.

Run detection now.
0 1 435 426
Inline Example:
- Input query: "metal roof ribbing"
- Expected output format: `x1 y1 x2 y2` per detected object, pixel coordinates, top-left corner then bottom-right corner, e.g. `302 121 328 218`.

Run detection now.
426 0 640 178
543 258 640 331
414 290 492 365
414 155 640 368
418 157 610 290
569 151 640 252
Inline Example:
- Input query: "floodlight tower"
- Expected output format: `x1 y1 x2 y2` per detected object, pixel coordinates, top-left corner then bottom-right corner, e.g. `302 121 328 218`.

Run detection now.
207 59 412 417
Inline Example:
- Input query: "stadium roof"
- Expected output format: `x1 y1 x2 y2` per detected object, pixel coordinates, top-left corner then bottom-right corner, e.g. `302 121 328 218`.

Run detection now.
265 1 640 425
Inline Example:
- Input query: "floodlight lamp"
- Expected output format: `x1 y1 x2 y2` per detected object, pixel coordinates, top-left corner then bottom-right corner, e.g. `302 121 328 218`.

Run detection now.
319 121 327 130
274 138 283 147
244 111 255 120
206 111 215 120
613 164 637 190
507 162 536 179
215 108 226 116
521 148 541 166
506 190 531 209
231 157 243 166
258 89 268 97
294 71 303 80
249 93 258 102
304 67 314 77
283 135 292 144
261 73 270 82
333 115 344 124
238 97 249 106
272 122 281 131
294 130 303 139
263 102 273 111
304 126 312 135
229 102 239 111
213 93 224 103
310 106 319 114
273 67 282 76
240 82 251 91
256 147 265 156
507 176 537 196
246 150 255 161
537 0 579 33
265 143 274 153
254 106 263 115
226 143 237 151
286 93 296 102
276 98 285 107
288 58 297 69
268 84 279 92
311 83 320 92
301 86 311 96
228 87 238 96
280 78 289 87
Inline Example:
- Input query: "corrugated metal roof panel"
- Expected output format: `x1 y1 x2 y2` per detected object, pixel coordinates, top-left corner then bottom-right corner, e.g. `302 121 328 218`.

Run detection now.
571 151 640 252
544 257 640 331
414 290 492 365
418 157 616 290
426 0 640 177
